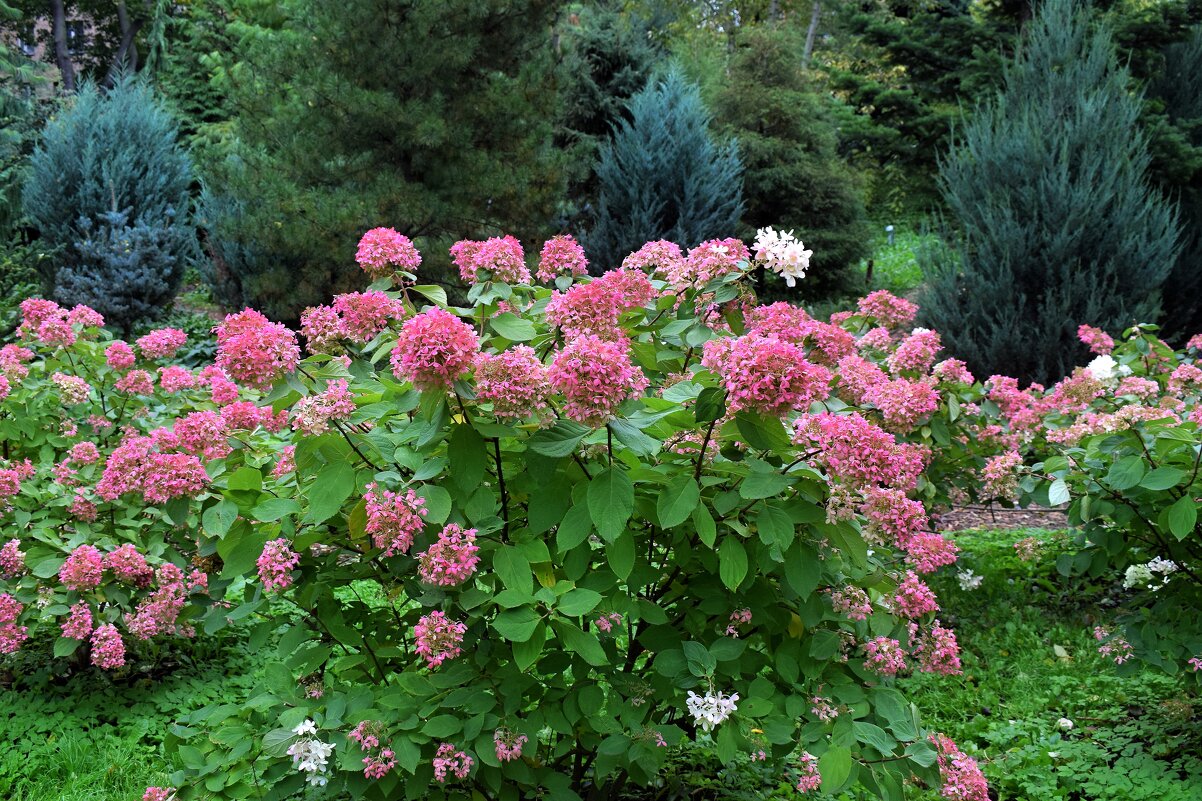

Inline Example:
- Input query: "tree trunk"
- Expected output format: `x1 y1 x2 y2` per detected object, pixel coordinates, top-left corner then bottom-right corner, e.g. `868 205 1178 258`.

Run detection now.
803 0 822 68
49 0 76 92
103 1 145 87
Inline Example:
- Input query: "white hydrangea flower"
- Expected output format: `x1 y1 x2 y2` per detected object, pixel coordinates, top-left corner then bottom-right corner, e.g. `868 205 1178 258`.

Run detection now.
753 227 813 288
1123 557 1177 591
1057 717 1074 730
956 569 983 591
285 720 334 785
292 719 318 737
1086 354 1118 382
686 689 739 732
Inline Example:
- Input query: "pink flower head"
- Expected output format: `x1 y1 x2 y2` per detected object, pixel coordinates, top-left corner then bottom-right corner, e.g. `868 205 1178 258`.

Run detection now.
451 235 529 285
214 309 300 389
892 571 939 618
537 235 589 283
390 308 479 391
725 607 753 637
857 291 918 328
136 328 188 360
888 329 942 374
547 335 648 427
982 451 1022 500
363 749 396 780
745 302 814 344
915 620 962 676
830 586 873 621
61 601 94 639
18 298 63 336
860 486 929 548
158 365 197 393
417 524 480 587
414 610 467 669
349 720 383 751
67 305 104 329
104 544 154 587
292 379 356 436
858 326 893 351
796 752 822 794
105 341 136 370
68 441 101 465
52 373 92 405
930 733 988 801
257 538 300 593
432 742 473 782
493 729 528 762
37 317 76 348
1077 324 1114 355
702 334 832 416
59 544 104 591
932 359 974 385
835 354 888 405
674 238 750 289
300 304 344 354
863 636 908 676
115 369 155 395
272 446 297 479
356 227 422 279
595 612 622 633
793 412 926 492
333 291 402 343
864 378 940 433
0 539 24 577
142 789 175 801
365 483 427 557
1093 625 1134 664
623 239 685 278
474 346 549 420
906 531 960 574
90 623 126 669
0 593 27 654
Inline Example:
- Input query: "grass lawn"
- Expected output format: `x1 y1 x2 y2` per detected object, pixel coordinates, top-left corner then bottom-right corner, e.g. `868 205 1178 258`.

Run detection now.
1 528 1198 800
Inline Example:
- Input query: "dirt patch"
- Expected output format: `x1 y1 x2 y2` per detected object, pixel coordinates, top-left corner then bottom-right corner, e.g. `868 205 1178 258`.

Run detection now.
934 505 1067 532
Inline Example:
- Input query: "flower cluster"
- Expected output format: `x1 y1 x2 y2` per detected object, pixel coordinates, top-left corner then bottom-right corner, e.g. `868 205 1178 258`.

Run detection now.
364 483 427 557
256 539 300 593
287 720 335 787
703 334 831 416
451 236 530 284
356 227 422 279
214 309 300 388
432 742 473 783
475 346 550 420
390 308 480 391
752 226 812 287
547 335 648 427
537 234 588 283
292 379 356 435
417 524 480 586
414 610 467 669
493 729 528 763
930 734 988 801
685 688 739 732
0 593 28 654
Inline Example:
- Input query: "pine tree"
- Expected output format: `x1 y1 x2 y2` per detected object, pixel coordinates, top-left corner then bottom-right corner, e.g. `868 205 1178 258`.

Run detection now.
199 0 562 321
918 0 1180 386
584 67 743 270
714 25 869 301
23 76 195 333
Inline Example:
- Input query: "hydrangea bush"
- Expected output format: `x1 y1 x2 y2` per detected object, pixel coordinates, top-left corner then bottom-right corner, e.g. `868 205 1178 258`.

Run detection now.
151 229 988 800
0 299 286 671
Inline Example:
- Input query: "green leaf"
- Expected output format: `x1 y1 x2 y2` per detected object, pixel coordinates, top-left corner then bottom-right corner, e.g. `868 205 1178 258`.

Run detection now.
528 420 590 457
556 503 593 551
448 424 487 492
784 543 821 598
718 537 748 590
411 284 448 307
1141 466 1186 491
606 530 636 581
493 546 532 594
304 461 356 523
1106 455 1146 491
657 475 700 529
588 467 634 542
492 607 541 642
226 466 263 492
490 313 536 341
819 746 853 793
513 622 545 671
756 503 794 550
556 621 609 666
734 411 791 452
739 468 792 500
608 419 660 456
853 722 897 756
1048 478 1071 506
1167 494 1197 539
694 387 727 423
422 715 461 738
415 484 451 524
53 637 82 658
251 498 301 522
557 588 603 617
694 504 717 548
202 499 239 538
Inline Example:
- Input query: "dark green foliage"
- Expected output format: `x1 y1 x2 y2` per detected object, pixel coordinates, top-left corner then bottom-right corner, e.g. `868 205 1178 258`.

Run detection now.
556 2 661 219
22 77 194 333
585 67 743 271
918 0 1180 385
1148 27 1202 342
200 0 562 321
714 25 869 301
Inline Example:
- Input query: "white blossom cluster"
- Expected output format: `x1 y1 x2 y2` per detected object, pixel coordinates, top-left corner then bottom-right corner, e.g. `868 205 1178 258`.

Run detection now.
1122 557 1178 591
686 689 739 732
286 720 335 786
956 569 984 591
1085 354 1131 383
753 227 813 288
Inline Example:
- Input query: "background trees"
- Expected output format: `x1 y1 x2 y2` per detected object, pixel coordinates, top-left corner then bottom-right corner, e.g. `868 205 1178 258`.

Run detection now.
918 0 1180 385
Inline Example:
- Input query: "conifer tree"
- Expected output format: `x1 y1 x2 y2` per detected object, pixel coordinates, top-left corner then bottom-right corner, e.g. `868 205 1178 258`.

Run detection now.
585 67 743 270
918 0 1179 385
23 77 195 333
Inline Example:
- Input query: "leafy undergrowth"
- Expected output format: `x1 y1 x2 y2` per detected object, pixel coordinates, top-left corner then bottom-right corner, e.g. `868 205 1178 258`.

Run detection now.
1 530 1198 801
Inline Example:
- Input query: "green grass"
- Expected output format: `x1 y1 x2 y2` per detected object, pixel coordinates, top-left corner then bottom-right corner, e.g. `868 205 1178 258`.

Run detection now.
854 227 935 296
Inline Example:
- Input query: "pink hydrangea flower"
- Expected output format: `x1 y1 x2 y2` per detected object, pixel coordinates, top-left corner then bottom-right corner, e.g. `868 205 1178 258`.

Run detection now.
623 239 684 278
595 612 622 633
363 749 396 780
915 621 962 676
432 742 473 782
272 446 297 479
90 623 126 669
125 565 189 639
888 328 942 374
214 309 300 389
793 412 926 492
982 451 1022 500
474 346 549 420
537 234 588 282
864 378 940 433
333 291 402 343
136 328 188 360
52 372 92 405
105 341 136 370
703 334 832 416
905 531 960 574
300 304 344 354
356 227 422 278
795 752 822 793
930 733 988 801
863 636 908 676
830 586 873 621
493 729 527 762
451 235 529 284
257 539 300 593
61 601 94 639
159 365 197 393
390 308 480 391
67 304 104 329
115 369 155 395
672 238 751 289
59 544 104 591
415 610 467 669
1077 324 1114 355
0 598 28 654
892 571 939 618
292 379 356 436
0 538 25 577
417 524 480 587
1093 625 1134 664
932 359 974 385
142 788 175 801
365 483 427 557
104 544 154 587
857 290 918 328
547 335 648 427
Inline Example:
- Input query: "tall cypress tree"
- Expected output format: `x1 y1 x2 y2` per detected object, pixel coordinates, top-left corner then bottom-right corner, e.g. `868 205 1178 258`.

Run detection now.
584 67 743 271
714 25 869 301
918 0 1179 385
200 0 562 321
